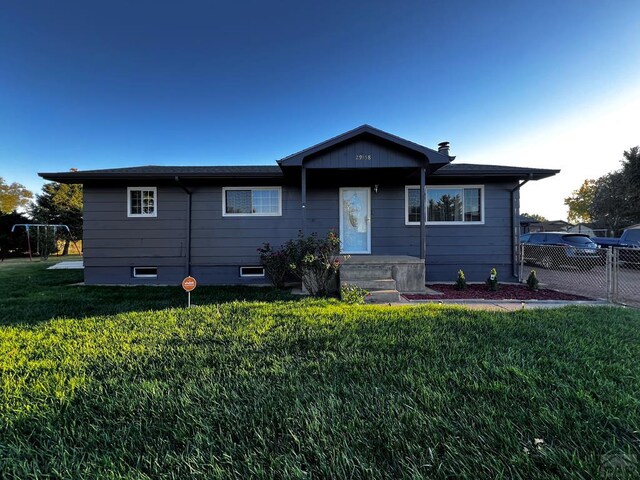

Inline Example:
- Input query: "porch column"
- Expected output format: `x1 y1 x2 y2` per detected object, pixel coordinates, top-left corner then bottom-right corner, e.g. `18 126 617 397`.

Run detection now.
420 167 426 259
301 166 307 233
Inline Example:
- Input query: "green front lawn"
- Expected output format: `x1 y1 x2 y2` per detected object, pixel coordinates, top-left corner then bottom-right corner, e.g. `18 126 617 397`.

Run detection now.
1 261 640 478
0 259 296 325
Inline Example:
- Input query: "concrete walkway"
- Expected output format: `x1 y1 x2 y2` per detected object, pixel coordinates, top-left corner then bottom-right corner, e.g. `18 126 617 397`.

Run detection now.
48 261 84 270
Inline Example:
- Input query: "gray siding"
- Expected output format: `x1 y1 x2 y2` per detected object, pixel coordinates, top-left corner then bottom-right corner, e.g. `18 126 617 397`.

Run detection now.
83 185 188 284
424 182 516 281
190 185 301 273
305 139 423 169
82 180 517 285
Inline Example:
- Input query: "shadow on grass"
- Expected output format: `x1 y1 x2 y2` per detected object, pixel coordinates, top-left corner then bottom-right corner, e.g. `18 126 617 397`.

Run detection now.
0 262 300 326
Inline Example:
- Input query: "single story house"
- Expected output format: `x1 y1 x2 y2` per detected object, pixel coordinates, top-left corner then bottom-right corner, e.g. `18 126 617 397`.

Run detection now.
40 125 558 292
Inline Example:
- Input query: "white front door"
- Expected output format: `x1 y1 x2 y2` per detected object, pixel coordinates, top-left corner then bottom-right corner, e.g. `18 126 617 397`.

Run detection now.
339 187 371 254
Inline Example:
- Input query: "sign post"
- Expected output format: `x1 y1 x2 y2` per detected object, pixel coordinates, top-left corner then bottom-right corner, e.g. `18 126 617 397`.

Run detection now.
181 276 197 307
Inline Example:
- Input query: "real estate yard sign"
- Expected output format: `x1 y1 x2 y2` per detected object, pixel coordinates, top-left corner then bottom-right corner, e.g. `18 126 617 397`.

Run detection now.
182 276 197 307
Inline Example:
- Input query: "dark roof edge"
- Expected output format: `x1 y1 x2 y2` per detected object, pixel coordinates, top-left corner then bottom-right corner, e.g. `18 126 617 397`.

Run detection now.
39 166 560 183
433 165 560 180
38 171 285 182
433 169 560 176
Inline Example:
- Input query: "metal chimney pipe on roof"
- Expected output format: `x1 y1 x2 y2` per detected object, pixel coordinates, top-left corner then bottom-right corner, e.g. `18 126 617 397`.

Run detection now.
437 141 450 156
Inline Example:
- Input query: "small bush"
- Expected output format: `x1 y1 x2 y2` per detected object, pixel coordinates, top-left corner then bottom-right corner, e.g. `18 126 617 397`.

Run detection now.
455 270 467 290
527 270 540 291
283 231 341 297
257 243 289 289
341 283 369 304
486 267 499 291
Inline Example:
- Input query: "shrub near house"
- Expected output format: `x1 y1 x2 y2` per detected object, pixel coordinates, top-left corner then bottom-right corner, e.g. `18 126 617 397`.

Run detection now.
260 231 341 296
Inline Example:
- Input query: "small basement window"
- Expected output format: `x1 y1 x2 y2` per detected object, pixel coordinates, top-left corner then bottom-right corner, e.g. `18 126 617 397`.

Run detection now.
133 267 158 278
240 266 265 277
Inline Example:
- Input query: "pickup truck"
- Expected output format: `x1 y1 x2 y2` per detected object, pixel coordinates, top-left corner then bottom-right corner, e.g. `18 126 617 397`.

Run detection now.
592 227 640 248
593 227 640 264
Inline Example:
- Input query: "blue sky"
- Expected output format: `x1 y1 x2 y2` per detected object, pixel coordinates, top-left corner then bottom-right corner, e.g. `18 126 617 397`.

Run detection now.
2 0 639 218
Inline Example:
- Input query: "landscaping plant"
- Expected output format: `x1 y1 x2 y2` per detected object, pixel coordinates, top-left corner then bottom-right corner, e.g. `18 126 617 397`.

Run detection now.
257 242 289 288
455 269 467 290
283 230 341 296
486 267 499 291
340 283 369 304
526 269 540 291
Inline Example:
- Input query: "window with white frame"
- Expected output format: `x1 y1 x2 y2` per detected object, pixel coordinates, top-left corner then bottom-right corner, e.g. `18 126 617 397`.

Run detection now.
132 266 158 278
128 187 157 217
240 266 265 277
223 187 281 216
405 185 483 224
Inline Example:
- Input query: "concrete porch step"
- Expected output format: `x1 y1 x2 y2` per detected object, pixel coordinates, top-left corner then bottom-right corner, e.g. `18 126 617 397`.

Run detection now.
338 255 426 293
364 289 402 304
342 278 397 291
340 265 393 281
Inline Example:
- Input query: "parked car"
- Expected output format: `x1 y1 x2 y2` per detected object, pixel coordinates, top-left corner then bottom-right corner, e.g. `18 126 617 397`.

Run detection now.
519 233 532 243
520 232 601 269
592 226 640 265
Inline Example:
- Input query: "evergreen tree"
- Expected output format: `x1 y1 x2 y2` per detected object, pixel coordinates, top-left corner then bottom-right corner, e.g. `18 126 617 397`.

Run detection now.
30 182 83 255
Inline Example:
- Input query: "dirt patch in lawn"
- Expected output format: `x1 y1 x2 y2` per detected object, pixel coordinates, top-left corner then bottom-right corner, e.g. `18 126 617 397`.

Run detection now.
404 283 593 301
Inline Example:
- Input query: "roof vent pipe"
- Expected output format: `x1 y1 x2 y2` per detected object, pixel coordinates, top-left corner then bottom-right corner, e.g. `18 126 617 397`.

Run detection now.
437 141 450 156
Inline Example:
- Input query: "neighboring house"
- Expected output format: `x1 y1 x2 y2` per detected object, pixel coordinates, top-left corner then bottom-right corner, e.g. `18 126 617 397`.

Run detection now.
39 125 558 288
567 223 599 237
528 220 572 233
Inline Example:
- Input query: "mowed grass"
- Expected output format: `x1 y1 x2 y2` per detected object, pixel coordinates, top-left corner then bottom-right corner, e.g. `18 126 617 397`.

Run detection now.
1 261 640 478
0 258 295 325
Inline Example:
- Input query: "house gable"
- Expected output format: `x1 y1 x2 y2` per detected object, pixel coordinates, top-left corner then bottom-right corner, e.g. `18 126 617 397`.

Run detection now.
277 124 452 169
303 136 426 170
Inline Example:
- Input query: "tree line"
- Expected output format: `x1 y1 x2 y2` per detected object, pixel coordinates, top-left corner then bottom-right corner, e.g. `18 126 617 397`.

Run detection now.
564 146 640 235
0 177 82 257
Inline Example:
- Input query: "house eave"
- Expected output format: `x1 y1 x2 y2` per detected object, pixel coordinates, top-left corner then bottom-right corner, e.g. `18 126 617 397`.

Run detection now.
432 168 560 181
38 171 285 183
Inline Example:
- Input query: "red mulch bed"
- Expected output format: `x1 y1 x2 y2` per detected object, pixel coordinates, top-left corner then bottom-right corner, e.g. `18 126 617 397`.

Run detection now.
404 284 593 301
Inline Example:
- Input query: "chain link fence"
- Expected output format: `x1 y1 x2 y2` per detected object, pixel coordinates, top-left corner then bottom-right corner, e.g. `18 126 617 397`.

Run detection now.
518 244 640 307
612 248 640 307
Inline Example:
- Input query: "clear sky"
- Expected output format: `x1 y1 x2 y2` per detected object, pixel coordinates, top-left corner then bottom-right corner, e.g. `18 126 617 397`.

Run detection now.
2 0 639 220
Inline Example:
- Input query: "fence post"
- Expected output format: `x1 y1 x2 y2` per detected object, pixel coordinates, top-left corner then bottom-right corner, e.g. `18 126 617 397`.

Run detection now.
606 247 613 304
518 243 524 282
612 248 618 302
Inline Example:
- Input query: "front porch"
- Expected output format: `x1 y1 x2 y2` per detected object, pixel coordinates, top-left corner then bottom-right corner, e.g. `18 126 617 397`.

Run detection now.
339 255 426 303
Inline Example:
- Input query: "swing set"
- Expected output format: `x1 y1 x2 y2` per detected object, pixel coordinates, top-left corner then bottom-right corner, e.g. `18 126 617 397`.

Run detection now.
8 224 82 261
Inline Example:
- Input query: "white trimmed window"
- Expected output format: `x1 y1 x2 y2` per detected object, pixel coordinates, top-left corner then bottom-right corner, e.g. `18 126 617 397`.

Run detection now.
405 185 484 225
128 187 157 217
240 266 265 277
223 187 282 216
133 267 158 278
